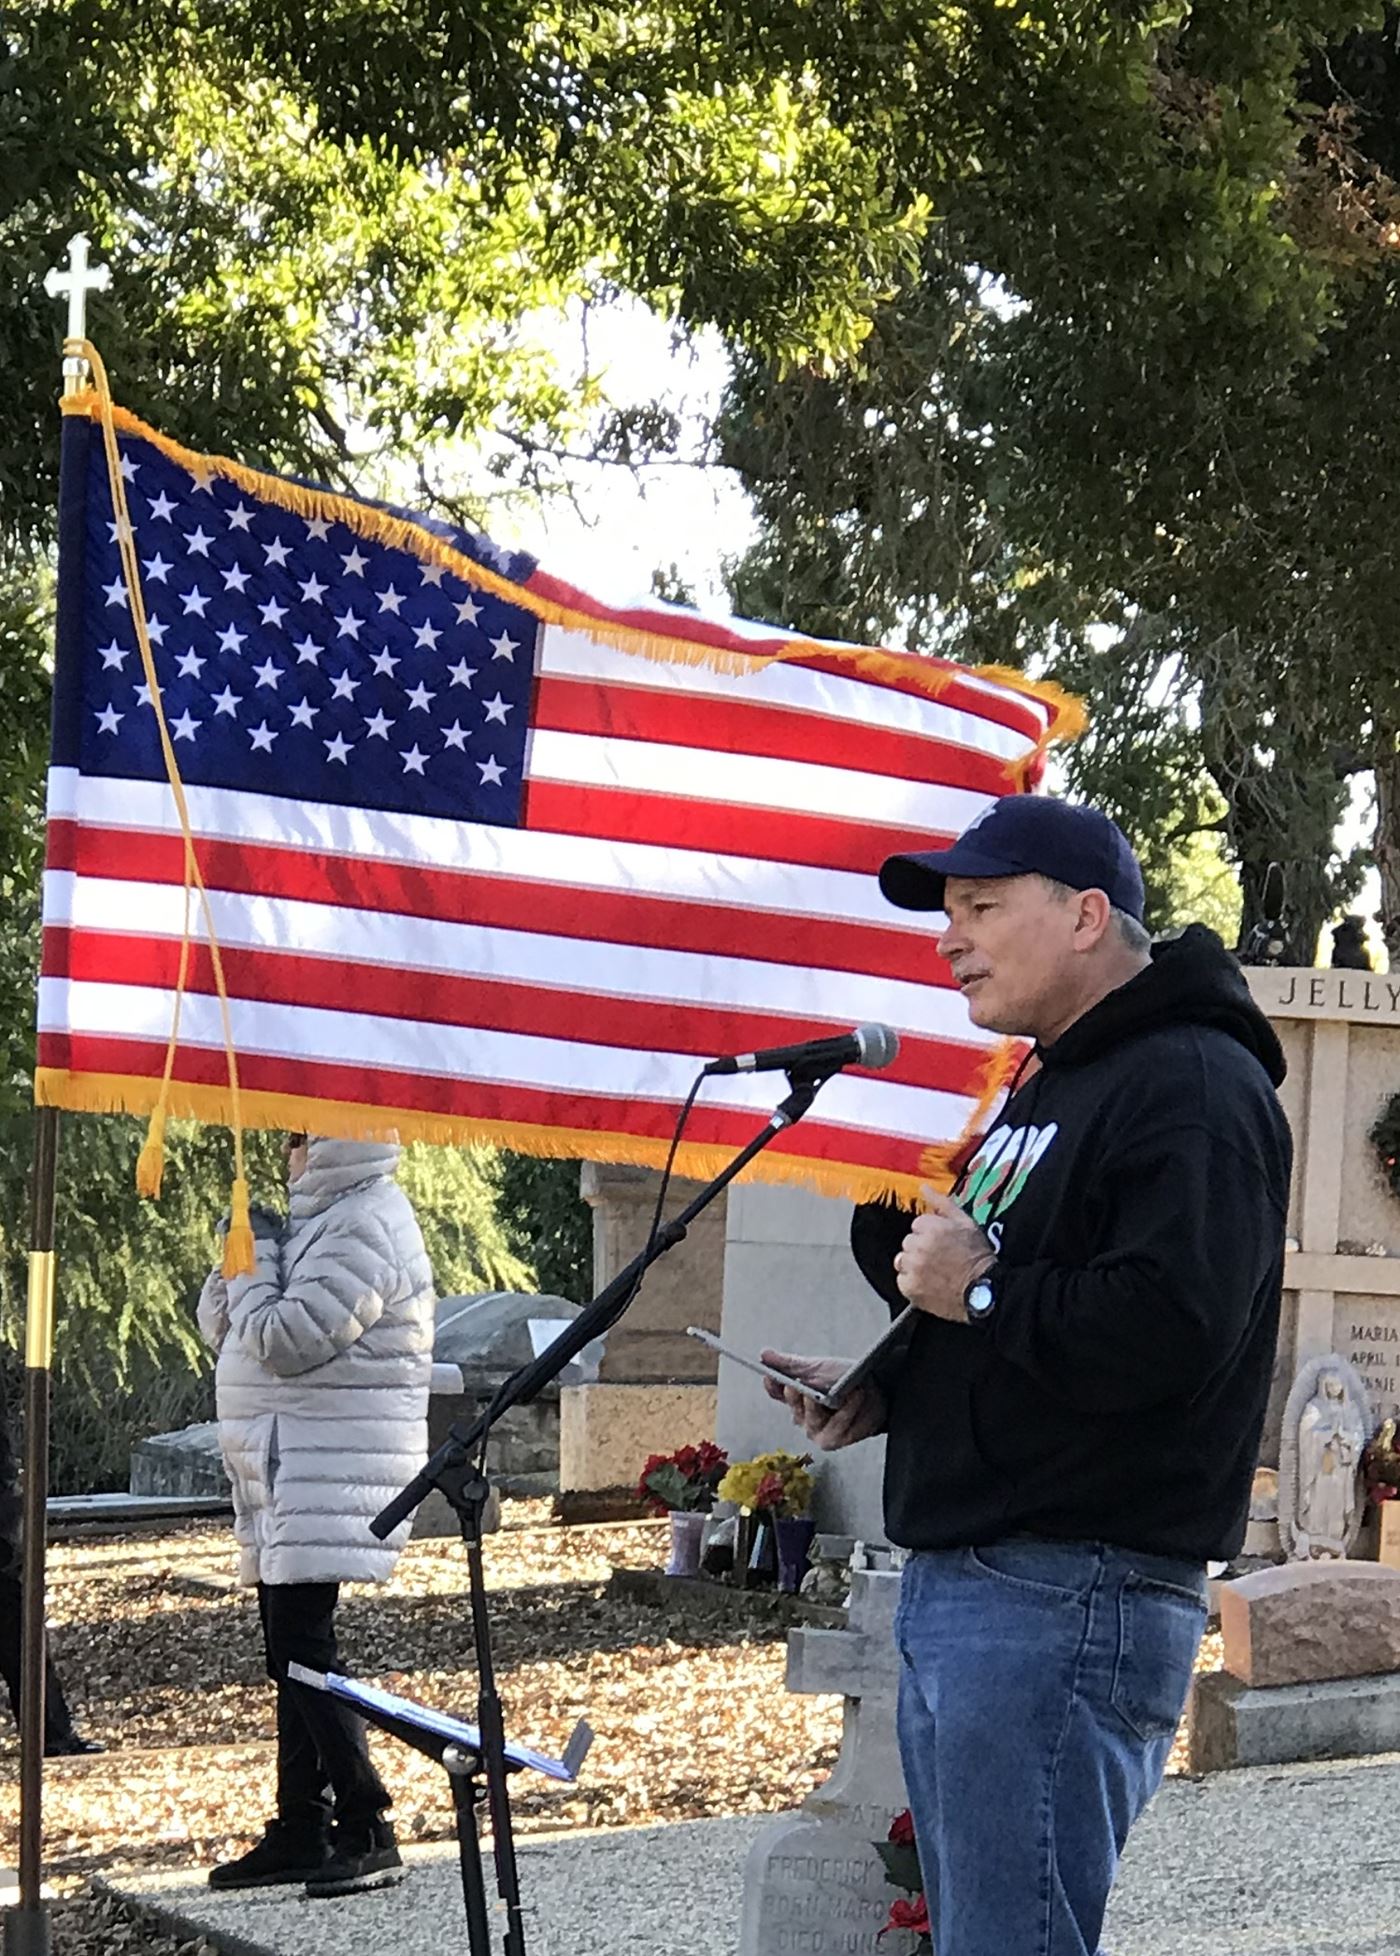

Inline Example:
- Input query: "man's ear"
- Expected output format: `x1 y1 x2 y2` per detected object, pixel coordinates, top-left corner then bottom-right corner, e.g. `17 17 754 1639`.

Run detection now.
1073 887 1114 950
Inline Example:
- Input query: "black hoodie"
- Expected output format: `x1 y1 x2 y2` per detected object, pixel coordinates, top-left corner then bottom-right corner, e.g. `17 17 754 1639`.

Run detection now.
853 925 1292 1563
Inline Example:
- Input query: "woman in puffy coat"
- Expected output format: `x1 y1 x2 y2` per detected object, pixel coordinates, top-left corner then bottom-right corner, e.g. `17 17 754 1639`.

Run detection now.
197 1133 434 1898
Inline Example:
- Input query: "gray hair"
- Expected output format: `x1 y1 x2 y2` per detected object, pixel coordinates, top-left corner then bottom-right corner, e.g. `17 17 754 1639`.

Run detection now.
1036 876 1151 953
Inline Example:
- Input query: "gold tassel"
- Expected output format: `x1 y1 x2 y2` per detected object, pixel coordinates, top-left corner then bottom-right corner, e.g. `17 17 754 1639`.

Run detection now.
136 1106 167 1197
221 1175 256 1278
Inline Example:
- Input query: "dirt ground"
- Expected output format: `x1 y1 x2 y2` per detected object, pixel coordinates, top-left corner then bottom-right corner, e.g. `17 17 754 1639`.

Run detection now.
3 1502 1221 1950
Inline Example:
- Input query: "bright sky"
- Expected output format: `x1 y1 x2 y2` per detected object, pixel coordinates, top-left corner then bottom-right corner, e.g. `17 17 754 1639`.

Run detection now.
486 302 756 610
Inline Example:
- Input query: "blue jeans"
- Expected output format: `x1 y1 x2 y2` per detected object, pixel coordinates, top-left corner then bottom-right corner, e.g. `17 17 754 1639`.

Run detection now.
894 1540 1206 1956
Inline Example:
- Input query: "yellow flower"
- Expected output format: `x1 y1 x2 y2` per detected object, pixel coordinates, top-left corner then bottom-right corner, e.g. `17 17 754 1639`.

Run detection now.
718 1449 814 1517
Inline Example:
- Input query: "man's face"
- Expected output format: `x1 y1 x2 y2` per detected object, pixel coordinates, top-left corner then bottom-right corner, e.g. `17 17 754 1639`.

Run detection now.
937 875 1082 1037
284 1133 309 1184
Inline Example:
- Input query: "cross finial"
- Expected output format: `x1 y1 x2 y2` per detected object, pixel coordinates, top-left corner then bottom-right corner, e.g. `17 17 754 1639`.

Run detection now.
43 233 111 344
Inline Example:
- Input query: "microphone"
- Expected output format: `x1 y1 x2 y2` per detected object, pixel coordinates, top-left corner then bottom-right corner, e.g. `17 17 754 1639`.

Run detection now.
703 1023 900 1078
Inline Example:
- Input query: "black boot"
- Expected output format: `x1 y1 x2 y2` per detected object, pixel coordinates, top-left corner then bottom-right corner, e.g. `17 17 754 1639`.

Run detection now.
304 1817 403 1897
44 1731 105 1758
208 1819 331 1890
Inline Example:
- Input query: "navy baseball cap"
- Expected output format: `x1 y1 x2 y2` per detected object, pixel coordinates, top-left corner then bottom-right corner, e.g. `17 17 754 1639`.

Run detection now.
879 796 1146 921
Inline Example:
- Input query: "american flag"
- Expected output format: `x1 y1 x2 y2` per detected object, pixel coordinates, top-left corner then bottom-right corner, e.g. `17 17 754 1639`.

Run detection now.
38 398 1080 1201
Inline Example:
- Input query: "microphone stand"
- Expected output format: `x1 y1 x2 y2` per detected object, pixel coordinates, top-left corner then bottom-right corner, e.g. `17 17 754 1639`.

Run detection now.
371 1069 831 1956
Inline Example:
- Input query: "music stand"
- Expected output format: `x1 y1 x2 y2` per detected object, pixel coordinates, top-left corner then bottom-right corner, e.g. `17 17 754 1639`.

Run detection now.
371 1070 831 1955
289 1665 591 1941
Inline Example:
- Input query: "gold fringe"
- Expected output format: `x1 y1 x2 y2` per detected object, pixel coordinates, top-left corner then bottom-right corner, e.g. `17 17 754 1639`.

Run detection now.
34 1068 931 1207
917 1039 1027 1190
59 391 1085 772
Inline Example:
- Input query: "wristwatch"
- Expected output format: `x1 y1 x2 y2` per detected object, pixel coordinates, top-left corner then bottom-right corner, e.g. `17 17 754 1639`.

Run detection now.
963 1264 1000 1323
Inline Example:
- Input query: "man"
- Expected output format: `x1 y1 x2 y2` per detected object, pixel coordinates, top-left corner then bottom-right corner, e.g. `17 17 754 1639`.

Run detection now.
198 1132 434 1898
765 795 1291 1956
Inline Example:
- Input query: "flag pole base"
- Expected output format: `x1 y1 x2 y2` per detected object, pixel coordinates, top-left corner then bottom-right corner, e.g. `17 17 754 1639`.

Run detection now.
4 1905 52 1956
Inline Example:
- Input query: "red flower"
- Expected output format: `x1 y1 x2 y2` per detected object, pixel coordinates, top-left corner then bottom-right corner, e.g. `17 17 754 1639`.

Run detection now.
753 1470 786 1512
881 1895 930 1938
887 1808 916 1846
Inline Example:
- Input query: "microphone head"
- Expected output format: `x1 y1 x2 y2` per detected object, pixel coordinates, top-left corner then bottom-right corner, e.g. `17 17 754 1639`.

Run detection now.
854 1023 900 1070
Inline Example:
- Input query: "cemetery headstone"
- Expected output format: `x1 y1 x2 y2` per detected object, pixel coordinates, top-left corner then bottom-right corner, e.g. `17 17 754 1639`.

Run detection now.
738 1566 908 1956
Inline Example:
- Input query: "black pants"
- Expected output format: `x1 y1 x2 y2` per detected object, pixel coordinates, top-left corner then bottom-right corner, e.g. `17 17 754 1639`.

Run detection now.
0 1556 79 1750
257 1581 389 1837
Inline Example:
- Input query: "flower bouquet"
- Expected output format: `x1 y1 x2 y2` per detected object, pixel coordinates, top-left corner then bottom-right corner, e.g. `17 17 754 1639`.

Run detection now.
876 1809 931 1951
717 1449 815 1589
635 1442 729 1577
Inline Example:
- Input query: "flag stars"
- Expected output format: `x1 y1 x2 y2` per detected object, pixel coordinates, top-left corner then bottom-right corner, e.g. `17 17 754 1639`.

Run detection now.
227 502 255 532
141 552 172 584
364 709 394 739
299 573 327 605
258 596 288 629
185 526 213 557
482 693 512 725
477 756 506 786
170 708 201 741
324 732 352 764
341 546 368 576
490 632 518 661
217 624 247 655
102 575 128 608
447 660 477 688
405 682 436 712
288 698 317 729
413 621 442 651
106 519 132 546
134 682 154 707
455 595 482 626
371 649 399 678
248 721 278 753
119 452 139 483
99 640 127 670
442 720 469 751
305 516 331 542
176 649 205 679
95 704 123 735
221 564 250 594
418 561 446 587
181 587 211 618
334 608 363 641
294 637 322 665
330 671 360 701
253 657 283 689
263 536 292 568
212 685 242 717
401 745 428 775
188 463 217 494
147 491 177 522
376 585 405 615
145 617 169 647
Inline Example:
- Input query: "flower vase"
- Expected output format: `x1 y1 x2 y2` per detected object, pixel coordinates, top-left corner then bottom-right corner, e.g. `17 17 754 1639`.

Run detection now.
665 1508 707 1578
732 1510 757 1587
747 1510 778 1586
775 1516 816 1593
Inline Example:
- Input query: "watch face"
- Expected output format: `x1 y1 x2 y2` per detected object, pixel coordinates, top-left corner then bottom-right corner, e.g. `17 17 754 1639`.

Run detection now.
966 1279 995 1319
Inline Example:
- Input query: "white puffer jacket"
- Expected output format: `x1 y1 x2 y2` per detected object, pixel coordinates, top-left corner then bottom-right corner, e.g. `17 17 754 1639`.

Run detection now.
197 1137 435 1587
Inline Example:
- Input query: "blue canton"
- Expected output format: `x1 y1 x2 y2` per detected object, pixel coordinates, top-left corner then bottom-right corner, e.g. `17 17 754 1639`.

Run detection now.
70 432 540 824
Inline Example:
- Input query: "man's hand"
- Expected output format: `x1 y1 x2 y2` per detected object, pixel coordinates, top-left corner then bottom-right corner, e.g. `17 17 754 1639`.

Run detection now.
758 1351 887 1451
894 1187 995 1323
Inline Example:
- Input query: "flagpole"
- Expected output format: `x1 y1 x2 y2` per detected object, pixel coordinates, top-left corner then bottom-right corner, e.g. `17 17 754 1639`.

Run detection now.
7 1111 59 1956
5 234 113 1956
